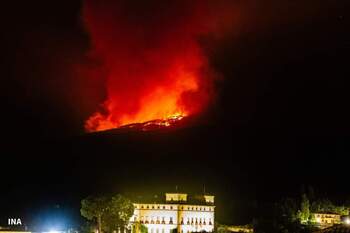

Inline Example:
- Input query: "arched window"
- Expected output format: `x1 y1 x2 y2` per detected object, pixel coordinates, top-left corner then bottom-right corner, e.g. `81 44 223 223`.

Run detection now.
169 217 173 224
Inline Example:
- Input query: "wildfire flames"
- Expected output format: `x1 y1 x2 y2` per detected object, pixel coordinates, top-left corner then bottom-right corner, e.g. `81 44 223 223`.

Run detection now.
82 0 234 132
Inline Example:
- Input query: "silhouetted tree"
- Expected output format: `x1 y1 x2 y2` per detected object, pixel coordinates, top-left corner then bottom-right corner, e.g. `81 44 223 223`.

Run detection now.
81 194 134 233
297 194 310 223
81 196 110 233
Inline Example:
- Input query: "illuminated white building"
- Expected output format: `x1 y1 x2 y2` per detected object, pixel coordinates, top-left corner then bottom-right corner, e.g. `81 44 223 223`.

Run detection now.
130 193 215 233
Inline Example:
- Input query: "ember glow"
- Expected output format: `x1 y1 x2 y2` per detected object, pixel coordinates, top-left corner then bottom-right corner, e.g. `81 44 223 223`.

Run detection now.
82 0 234 132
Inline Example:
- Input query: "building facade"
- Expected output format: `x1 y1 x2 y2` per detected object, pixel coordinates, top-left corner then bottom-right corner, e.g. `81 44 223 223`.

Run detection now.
130 193 215 233
314 213 341 227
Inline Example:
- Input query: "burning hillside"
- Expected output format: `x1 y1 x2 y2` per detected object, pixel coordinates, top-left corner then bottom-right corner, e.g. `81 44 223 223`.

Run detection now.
82 0 235 132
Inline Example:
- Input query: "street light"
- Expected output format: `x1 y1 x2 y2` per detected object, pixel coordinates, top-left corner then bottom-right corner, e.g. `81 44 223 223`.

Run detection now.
49 230 60 233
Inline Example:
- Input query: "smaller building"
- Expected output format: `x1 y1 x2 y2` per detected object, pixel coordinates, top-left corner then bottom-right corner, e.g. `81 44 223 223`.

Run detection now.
313 213 341 227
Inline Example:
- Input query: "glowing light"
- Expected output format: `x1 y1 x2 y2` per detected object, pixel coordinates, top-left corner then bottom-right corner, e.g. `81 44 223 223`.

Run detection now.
345 217 350 225
49 230 59 233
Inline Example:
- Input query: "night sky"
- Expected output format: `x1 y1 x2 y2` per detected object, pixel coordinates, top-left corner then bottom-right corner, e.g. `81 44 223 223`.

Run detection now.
1 0 350 229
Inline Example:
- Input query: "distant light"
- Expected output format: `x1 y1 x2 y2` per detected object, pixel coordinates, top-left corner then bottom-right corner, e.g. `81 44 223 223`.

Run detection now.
49 230 60 233
345 217 350 225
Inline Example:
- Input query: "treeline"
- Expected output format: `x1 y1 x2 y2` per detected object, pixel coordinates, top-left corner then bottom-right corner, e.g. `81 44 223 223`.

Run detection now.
252 189 349 233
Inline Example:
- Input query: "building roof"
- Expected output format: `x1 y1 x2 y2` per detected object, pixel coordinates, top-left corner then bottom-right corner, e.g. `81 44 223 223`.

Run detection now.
313 212 341 216
131 193 215 205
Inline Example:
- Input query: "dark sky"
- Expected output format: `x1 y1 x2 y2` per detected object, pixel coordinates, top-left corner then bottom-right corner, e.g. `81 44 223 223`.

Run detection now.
1 0 350 229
